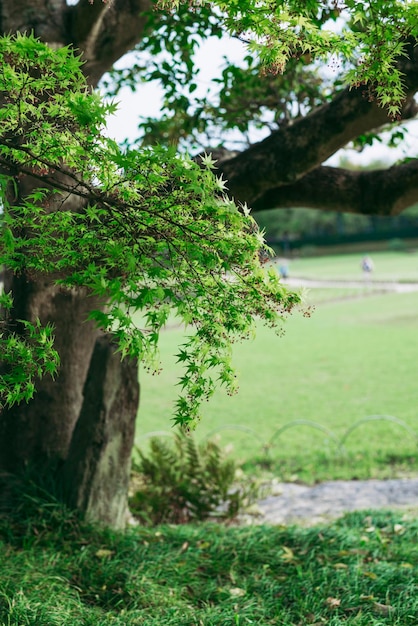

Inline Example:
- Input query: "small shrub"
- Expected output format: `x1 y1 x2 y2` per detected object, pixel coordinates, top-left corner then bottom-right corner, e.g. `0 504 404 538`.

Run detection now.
387 237 407 251
130 432 259 524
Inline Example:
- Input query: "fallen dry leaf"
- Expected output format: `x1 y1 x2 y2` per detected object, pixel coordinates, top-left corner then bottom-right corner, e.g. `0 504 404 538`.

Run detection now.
362 570 378 579
326 597 341 609
280 546 297 562
180 541 189 553
95 548 114 559
229 587 246 597
373 602 394 616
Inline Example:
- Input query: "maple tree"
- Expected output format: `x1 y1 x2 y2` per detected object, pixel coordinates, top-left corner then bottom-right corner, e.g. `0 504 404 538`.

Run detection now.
1 0 417 526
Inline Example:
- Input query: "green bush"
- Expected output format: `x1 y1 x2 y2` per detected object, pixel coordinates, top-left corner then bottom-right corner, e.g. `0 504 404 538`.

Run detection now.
130 432 259 524
387 237 407 251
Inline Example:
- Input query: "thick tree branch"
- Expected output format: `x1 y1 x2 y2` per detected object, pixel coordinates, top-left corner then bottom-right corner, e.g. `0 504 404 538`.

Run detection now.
1 0 152 86
67 0 152 86
0 0 67 45
219 41 418 207
251 160 418 216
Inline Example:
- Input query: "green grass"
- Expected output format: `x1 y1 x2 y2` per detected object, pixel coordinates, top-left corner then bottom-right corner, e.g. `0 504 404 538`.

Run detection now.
137 273 418 483
1 500 417 625
3 250 418 625
285 250 418 282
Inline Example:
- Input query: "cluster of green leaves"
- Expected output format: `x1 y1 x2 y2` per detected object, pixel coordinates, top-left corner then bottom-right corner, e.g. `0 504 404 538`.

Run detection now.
159 0 418 106
343 0 418 118
135 53 330 149
124 0 418 149
0 34 300 424
130 431 259 524
0 292 59 409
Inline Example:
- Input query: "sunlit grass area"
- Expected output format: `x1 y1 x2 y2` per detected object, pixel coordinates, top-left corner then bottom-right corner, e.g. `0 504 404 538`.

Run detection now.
285 250 418 282
136 254 418 483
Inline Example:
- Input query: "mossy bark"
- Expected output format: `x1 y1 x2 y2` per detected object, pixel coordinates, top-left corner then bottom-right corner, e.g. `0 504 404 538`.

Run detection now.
63 336 139 529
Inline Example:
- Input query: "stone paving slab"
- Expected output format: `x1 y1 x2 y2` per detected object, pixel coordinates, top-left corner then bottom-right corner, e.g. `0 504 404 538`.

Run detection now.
252 478 418 526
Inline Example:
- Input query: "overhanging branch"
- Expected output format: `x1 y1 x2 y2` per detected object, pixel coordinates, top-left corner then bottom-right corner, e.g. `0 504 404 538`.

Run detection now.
250 160 418 216
0 0 66 44
219 88 418 206
218 40 418 208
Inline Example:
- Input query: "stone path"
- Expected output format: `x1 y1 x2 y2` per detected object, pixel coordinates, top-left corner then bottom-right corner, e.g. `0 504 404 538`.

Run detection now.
248 478 418 526
284 277 418 293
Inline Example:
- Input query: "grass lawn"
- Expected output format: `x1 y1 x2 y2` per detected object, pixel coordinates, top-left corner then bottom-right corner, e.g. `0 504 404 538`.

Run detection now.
136 255 418 483
1 500 417 625
3 251 418 626
285 250 418 282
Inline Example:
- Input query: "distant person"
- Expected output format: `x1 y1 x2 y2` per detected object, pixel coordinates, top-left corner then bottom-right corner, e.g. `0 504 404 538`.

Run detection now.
279 260 289 279
361 255 374 276
279 264 289 279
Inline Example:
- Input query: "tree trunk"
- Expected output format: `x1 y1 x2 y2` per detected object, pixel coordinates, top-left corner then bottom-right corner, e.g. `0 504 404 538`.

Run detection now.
63 336 139 529
0 1 149 527
0 272 104 471
0 144 140 528
0 273 140 527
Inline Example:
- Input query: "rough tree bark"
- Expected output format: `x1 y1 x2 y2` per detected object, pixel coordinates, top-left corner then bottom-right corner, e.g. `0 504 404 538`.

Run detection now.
63 336 139 529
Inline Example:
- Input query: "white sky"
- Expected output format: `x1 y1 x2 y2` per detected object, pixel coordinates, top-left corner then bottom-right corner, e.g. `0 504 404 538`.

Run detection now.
102 35 245 142
103 36 418 168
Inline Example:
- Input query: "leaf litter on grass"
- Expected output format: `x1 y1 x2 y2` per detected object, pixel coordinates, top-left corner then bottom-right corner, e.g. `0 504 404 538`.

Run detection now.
0 502 417 625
